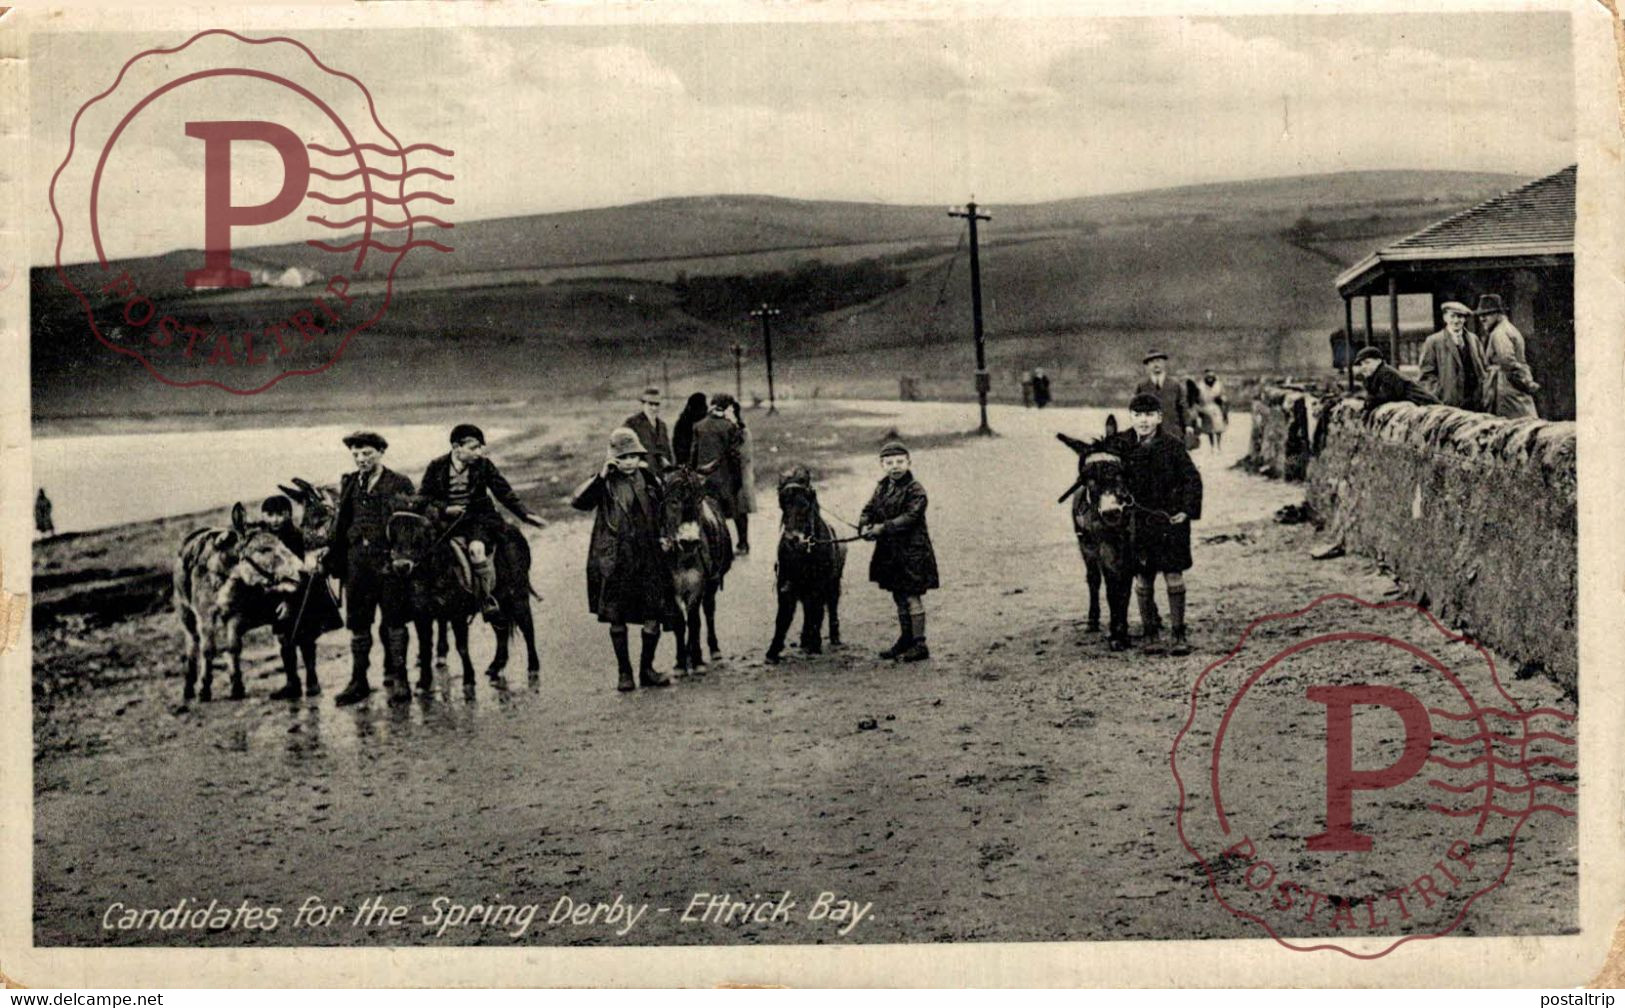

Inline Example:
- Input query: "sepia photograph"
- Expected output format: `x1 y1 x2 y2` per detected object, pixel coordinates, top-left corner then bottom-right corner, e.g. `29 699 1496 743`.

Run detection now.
6 0 1620 988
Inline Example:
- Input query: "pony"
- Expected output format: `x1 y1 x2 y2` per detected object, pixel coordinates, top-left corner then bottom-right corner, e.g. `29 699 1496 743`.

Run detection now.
659 463 733 674
765 466 844 663
1056 415 1142 651
172 502 306 703
386 498 542 691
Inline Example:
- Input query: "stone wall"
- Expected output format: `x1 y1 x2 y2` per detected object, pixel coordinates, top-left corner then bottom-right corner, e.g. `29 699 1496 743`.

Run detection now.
1240 385 1318 481
1307 399 1578 692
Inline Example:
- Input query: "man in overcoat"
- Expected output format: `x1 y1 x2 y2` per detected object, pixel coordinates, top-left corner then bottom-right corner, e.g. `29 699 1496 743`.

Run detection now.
1418 301 1487 410
1474 294 1541 419
419 423 546 620
571 427 677 692
324 430 417 705
859 441 939 662
1117 393 1203 655
1134 349 1190 440
623 387 675 472
1352 346 1440 414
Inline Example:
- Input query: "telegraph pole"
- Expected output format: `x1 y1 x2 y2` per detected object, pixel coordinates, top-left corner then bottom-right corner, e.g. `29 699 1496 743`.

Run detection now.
731 341 744 403
949 201 993 435
750 303 781 414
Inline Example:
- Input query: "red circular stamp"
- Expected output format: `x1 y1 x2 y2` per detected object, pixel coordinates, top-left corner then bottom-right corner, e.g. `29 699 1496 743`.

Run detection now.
1172 593 1577 958
49 29 454 394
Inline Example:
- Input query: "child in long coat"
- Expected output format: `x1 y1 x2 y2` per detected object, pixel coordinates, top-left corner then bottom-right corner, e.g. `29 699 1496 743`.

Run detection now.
571 427 678 692
859 441 939 662
1118 392 1204 655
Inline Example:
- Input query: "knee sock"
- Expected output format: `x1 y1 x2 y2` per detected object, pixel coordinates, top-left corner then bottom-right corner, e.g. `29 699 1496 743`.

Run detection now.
904 595 925 644
894 594 913 642
609 626 632 672
1136 578 1159 630
1168 586 1187 631
735 513 749 545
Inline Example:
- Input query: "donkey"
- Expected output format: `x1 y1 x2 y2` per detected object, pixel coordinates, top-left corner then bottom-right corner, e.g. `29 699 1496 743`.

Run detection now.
268 477 342 696
172 502 306 703
1057 415 1142 651
765 466 845 663
386 499 542 691
659 463 734 674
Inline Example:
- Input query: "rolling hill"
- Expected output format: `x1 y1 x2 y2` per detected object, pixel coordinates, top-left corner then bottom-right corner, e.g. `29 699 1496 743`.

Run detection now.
32 169 1530 421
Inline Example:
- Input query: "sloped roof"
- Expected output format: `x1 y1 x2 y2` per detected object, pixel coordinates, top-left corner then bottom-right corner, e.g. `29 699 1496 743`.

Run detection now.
1336 165 1575 294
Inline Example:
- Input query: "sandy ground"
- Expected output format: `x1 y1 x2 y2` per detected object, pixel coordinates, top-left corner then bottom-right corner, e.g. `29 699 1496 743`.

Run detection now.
31 400 1577 947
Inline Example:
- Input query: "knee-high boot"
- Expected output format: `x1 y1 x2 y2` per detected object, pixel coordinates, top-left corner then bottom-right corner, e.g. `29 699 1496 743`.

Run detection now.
639 628 671 688
471 554 501 620
1136 580 1161 639
383 625 411 702
611 627 635 692
335 637 372 706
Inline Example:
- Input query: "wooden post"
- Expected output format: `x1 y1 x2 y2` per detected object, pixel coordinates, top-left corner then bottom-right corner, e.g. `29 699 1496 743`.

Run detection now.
1387 276 1400 366
1364 295 1374 351
949 201 994 436
1343 296 1355 392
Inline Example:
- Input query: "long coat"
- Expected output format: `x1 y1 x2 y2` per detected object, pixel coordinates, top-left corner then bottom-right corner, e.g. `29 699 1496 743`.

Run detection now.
1117 430 1202 573
623 412 674 471
1418 329 1487 410
860 472 940 596
689 414 743 518
1134 378 1189 440
571 467 678 628
736 425 756 514
419 454 529 542
1479 317 1540 419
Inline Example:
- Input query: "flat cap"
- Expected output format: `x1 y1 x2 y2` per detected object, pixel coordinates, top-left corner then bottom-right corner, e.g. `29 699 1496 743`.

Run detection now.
878 440 910 458
342 430 388 452
1129 392 1164 413
1354 346 1385 364
1440 301 1472 316
1142 349 1169 364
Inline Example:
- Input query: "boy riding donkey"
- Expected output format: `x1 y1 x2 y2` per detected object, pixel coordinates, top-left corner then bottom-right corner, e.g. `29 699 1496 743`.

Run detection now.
419 424 547 622
1119 393 1204 656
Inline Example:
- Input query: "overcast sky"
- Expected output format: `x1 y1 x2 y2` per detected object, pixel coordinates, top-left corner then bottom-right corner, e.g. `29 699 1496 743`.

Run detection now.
33 12 1574 264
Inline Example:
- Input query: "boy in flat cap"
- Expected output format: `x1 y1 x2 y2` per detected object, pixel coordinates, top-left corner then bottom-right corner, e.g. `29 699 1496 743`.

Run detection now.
1418 302 1487 410
572 427 678 692
420 423 546 621
1120 392 1203 655
325 430 416 705
859 441 939 662
1352 346 1439 415
1134 349 1190 441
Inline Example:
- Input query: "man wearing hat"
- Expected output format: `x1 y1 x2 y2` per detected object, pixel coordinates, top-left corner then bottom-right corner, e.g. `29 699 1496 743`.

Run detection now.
688 393 747 552
325 430 417 705
420 424 548 621
571 427 676 691
623 388 675 472
1474 294 1540 419
1351 346 1439 414
1418 301 1487 410
1134 350 1190 441
1120 393 1203 655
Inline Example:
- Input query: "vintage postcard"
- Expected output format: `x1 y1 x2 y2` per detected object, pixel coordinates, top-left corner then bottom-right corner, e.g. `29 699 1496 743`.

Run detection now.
2 0 1622 988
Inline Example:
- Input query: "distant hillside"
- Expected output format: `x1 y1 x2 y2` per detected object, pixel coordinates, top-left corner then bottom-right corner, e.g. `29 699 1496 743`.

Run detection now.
32 169 1531 420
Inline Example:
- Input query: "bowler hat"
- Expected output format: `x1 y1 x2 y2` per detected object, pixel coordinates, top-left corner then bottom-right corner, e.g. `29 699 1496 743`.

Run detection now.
342 430 388 452
1474 294 1506 316
1129 392 1163 413
1354 346 1385 364
449 423 485 446
1142 349 1169 364
1440 301 1472 317
878 440 910 459
606 427 647 459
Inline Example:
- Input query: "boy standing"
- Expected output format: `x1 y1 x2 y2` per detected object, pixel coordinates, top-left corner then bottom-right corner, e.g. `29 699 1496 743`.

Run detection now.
859 441 939 662
1121 393 1203 656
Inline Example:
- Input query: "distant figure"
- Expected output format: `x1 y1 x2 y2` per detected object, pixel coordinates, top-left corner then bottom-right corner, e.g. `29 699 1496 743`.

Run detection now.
1418 301 1486 410
1020 370 1035 408
671 392 709 473
1134 349 1189 440
723 397 756 543
1352 346 1439 415
1475 294 1541 419
35 488 54 537
1194 370 1228 451
624 388 674 471
1032 369 1052 409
